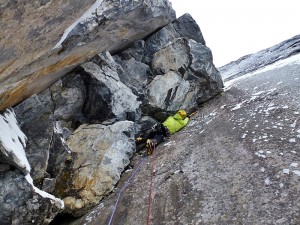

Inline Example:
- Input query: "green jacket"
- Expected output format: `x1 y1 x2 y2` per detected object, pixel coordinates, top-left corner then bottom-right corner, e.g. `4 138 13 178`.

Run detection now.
162 113 189 135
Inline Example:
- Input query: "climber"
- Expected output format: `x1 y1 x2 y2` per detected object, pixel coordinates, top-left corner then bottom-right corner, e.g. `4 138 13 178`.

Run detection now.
136 110 190 155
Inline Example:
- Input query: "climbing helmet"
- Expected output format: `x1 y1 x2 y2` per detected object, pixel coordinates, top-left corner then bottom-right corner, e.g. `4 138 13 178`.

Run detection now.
178 109 187 119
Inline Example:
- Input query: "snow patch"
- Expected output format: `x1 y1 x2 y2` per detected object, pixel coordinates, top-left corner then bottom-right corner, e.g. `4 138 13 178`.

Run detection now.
0 109 30 173
231 101 246 111
292 170 300 176
255 151 266 158
25 174 64 209
290 163 298 167
163 141 175 147
264 177 271 185
290 120 297 128
241 134 247 139
283 169 290 174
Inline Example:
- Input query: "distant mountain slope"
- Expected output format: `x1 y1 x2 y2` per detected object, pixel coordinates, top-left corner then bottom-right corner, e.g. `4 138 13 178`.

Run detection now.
219 34 300 81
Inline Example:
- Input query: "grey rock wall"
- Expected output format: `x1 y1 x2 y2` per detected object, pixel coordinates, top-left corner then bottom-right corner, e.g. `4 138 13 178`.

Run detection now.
0 0 175 111
0 11 224 224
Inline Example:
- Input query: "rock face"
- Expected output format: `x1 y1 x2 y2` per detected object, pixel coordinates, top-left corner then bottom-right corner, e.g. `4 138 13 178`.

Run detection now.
0 7 223 224
68 54 300 225
0 0 175 111
219 34 300 81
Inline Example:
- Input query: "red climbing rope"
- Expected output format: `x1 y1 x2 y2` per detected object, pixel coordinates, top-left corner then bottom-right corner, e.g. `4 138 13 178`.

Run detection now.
147 144 156 225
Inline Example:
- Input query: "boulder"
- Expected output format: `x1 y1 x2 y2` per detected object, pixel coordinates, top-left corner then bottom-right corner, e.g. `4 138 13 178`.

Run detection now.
51 73 86 125
143 13 205 64
147 71 190 111
114 56 152 96
47 121 72 178
80 53 141 123
0 166 61 225
14 95 54 182
0 0 176 112
148 38 223 112
53 121 135 217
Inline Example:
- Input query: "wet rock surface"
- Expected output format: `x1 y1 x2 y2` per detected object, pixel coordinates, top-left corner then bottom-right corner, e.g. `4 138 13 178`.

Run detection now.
69 56 300 225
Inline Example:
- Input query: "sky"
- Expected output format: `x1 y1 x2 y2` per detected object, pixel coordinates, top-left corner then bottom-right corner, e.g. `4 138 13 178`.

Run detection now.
169 0 300 67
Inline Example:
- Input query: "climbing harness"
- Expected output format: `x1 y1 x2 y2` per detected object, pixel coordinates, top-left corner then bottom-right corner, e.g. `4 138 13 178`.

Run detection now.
147 144 156 225
108 155 147 225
